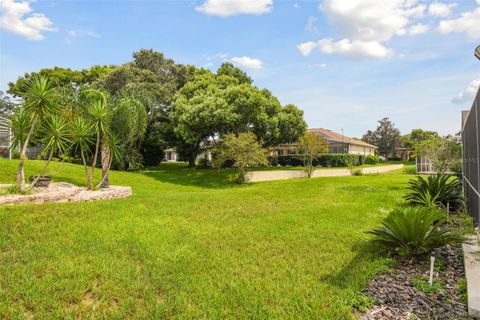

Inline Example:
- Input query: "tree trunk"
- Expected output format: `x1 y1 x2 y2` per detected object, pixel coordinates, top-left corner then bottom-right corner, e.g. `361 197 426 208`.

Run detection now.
30 150 53 188
89 131 101 190
188 155 196 168
99 143 111 188
80 149 91 188
16 115 38 191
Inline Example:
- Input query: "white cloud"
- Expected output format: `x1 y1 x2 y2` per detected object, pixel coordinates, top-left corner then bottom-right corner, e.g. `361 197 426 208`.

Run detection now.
305 16 320 34
230 56 263 70
437 6 480 39
293 3 300 9
298 0 428 59
318 38 393 59
407 23 430 35
428 2 457 17
452 78 480 104
0 0 56 40
195 0 272 17
310 63 327 69
297 41 317 56
65 29 100 44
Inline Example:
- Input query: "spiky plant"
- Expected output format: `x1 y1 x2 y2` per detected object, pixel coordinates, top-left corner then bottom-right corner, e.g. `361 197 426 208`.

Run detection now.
70 117 94 187
367 207 465 256
404 174 463 212
30 115 70 187
16 75 56 191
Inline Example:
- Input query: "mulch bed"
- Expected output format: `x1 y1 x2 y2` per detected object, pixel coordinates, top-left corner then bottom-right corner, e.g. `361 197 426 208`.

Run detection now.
361 245 469 320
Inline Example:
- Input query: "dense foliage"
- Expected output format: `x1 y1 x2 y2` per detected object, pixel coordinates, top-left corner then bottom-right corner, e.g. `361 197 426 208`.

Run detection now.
362 118 402 160
214 132 268 183
368 207 465 255
171 64 307 167
269 154 366 167
404 174 463 212
6 49 307 173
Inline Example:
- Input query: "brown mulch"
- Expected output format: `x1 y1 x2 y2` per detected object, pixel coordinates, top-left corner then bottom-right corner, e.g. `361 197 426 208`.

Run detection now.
361 245 469 320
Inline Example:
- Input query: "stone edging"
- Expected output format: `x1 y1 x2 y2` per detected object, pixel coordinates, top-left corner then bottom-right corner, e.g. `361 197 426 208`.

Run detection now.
0 183 132 205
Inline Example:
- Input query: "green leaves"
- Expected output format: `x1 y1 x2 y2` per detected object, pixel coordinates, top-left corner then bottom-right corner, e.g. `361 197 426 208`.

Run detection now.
404 174 463 212
367 207 465 256
70 117 94 154
23 75 56 118
40 115 70 155
87 98 113 137
9 109 32 149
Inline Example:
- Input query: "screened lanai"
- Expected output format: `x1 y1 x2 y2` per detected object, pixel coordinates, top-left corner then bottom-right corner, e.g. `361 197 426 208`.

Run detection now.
0 116 11 159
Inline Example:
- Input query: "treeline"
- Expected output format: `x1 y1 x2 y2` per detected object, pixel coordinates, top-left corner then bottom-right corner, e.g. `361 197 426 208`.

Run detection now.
3 49 307 169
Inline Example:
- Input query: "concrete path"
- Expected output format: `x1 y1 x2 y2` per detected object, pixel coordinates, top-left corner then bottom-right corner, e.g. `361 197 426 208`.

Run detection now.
247 164 404 182
463 235 480 318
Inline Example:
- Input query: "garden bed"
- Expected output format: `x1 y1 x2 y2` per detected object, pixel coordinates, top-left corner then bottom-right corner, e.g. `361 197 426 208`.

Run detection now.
361 245 468 319
0 182 132 205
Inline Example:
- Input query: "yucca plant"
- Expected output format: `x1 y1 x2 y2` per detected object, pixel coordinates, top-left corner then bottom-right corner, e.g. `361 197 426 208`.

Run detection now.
70 117 94 187
404 174 463 212
30 115 70 187
367 207 465 255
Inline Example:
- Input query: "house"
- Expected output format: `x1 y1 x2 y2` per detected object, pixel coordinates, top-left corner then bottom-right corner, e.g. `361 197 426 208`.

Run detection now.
271 128 377 156
164 148 212 163
0 116 11 159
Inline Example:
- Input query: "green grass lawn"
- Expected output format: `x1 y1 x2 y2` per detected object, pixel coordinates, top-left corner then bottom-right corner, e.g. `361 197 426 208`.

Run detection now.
0 159 410 319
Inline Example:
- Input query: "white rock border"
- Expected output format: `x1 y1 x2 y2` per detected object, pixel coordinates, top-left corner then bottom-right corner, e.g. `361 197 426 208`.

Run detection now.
0 182 132 205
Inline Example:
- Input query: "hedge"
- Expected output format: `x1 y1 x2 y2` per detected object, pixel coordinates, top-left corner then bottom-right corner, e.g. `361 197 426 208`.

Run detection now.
269 154 366 167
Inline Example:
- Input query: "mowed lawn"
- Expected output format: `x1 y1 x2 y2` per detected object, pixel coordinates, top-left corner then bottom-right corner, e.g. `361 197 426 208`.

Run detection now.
0 159 409 319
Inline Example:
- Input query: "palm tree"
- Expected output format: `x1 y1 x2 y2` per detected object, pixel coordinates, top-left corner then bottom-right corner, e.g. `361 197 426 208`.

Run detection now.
86 92 112 190
16 75 56 191
96 133 123 188
10 109 32 152
30 115 70 187
70 117 94 187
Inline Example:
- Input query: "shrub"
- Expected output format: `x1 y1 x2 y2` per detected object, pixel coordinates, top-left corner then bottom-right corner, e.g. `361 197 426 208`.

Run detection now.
197 158 212 169
404 174 463 212
365 155 379 164
367 207 465 256
268 154 365 167
403 165 417 175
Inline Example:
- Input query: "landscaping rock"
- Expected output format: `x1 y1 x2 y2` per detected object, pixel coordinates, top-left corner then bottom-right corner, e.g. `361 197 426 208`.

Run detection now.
0 183 132 205
361 245 469 320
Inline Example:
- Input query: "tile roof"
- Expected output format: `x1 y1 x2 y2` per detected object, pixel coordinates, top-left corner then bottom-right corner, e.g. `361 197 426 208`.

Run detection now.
308 128 377 148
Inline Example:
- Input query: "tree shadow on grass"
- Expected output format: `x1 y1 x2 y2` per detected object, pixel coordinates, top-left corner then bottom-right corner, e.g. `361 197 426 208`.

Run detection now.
319 240 390 291
138 163 246 189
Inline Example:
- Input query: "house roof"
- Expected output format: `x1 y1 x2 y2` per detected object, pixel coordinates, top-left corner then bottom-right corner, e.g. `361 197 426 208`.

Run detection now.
308 128 377 148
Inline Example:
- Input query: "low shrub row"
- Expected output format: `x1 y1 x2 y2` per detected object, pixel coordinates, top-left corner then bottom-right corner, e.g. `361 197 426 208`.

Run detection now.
269 154 366 167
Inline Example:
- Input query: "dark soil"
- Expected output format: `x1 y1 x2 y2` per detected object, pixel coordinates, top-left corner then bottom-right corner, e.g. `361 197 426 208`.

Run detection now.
361 245 469 319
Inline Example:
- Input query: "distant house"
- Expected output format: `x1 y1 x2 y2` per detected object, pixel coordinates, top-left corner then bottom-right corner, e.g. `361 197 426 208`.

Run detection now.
270 128 377 156
164 148 212 163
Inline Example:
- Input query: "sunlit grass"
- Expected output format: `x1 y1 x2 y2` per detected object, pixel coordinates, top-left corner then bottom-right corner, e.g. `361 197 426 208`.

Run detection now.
0 159 410 319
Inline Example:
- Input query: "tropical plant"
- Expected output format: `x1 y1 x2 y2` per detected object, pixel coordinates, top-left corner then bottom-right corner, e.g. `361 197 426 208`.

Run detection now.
96 133 124 188
86 92 112 189
16 75 57 191
404 174 463 212
9 109 32 150
296 132 328 178
367 207 465 255
215 132 268 184
30 115 70 187
70 117 94 187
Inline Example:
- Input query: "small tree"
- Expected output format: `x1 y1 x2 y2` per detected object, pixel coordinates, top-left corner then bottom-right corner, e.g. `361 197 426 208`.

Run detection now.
70 117 94 187
416 137 461 174
296 132 328 178
216 132 267 184
16 75 56 191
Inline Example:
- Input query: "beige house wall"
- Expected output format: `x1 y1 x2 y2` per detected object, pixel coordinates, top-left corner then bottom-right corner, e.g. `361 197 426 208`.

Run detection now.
348 144 375 156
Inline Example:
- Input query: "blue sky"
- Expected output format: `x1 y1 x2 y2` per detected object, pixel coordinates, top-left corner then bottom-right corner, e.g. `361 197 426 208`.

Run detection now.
1 0 479 137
